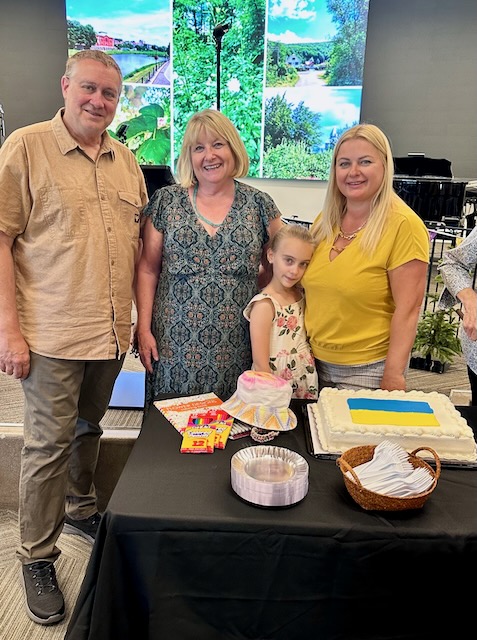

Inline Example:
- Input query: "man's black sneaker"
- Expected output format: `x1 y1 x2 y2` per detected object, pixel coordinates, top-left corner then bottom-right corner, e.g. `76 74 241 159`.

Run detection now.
63 512 101 544
21 561 65 625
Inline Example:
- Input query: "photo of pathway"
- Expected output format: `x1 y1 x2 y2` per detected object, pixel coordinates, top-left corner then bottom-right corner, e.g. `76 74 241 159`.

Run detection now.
263 0 369 179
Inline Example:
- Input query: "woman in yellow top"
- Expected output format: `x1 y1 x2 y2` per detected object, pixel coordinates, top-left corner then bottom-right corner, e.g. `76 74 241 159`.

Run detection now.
302 123 430 392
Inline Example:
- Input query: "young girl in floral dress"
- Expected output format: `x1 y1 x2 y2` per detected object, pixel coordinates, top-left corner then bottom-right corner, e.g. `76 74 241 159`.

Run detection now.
244 224 318 399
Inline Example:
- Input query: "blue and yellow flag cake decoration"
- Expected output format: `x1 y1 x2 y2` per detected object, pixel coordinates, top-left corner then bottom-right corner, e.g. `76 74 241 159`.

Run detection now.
347 398 440 427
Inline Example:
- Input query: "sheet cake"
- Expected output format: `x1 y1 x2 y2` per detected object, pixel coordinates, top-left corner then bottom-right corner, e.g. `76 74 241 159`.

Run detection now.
309 388 477 462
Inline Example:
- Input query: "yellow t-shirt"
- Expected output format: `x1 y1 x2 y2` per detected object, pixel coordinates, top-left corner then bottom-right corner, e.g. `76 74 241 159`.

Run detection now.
302 199 430 365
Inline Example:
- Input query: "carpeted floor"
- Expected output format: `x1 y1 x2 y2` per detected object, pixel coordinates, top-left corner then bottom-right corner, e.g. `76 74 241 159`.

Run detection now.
405 353 470 396
0 355 145 639
0 355 143 637
0 509 91 640
0 350 145 428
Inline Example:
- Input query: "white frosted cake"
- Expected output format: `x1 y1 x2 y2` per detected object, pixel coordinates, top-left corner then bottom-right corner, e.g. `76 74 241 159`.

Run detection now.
309 388 477 462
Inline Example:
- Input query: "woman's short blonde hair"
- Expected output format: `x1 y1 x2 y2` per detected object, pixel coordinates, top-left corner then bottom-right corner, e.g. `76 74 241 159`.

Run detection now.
175 109 249 187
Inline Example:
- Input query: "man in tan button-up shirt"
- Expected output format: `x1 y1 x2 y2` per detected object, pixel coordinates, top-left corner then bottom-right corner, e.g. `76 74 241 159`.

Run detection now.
0 50 148 625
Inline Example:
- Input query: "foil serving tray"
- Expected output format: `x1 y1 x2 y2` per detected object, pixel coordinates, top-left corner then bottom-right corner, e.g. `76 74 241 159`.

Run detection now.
231 445 309 507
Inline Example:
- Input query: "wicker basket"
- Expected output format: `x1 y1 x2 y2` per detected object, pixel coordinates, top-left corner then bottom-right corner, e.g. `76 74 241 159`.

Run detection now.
336 445 441 511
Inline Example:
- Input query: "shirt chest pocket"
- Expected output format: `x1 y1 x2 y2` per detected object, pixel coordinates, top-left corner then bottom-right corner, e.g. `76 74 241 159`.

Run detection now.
119 190 142 239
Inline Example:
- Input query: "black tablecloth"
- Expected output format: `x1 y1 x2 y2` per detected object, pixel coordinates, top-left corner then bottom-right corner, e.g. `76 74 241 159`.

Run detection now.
65 403 477 640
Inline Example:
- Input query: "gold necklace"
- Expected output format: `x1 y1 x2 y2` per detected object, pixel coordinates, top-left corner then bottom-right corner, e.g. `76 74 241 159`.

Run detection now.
331 218 368 255
338 219 368 241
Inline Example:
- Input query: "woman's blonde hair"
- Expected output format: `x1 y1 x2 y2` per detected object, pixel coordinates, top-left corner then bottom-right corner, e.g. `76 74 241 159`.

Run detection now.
312 123 400 254
175 109 249 187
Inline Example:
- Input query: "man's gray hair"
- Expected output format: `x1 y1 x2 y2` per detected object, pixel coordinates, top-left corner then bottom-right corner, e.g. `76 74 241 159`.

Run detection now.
65 50 122 82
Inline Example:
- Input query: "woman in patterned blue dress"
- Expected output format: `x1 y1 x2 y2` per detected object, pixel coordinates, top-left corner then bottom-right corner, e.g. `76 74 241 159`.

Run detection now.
135 109 283 411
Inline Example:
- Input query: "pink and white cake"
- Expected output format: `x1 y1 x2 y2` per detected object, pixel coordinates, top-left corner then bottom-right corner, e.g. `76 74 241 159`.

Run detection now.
308 388 477 462
221 371 297 432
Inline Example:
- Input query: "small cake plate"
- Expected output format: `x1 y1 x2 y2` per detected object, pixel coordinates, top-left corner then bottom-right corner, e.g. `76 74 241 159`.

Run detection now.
231 445 309 507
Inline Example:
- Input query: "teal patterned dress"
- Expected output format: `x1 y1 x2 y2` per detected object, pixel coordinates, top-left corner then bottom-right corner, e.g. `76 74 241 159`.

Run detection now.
143 181 281 410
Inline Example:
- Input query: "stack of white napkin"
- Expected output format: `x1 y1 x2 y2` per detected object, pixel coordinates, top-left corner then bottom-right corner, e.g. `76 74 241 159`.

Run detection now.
346 440 434 497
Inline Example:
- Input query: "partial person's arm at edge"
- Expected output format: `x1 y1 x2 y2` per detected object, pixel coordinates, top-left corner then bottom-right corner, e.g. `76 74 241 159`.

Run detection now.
456 287 477 341
134 218 163 373
382 259 428 391
438 233 477 341
0 231 30 379
248 298 275 373
130 208 147 349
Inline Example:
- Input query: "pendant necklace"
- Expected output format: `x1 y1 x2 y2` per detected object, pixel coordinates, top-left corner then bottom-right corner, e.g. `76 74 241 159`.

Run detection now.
337 218 368 241
331 217 368 255
192 184 222 228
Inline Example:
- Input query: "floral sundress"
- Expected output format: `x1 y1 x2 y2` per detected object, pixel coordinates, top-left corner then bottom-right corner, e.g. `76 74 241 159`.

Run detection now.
244 292 318 399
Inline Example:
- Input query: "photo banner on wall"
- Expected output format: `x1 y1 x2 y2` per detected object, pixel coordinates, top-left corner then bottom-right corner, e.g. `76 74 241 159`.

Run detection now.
66 0 369 180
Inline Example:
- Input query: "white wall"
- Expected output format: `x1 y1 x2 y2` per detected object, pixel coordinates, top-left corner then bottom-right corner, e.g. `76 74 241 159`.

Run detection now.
240 177 327 224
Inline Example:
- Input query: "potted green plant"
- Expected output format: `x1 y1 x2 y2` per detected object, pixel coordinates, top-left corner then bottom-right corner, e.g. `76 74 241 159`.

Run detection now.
411 294 462 373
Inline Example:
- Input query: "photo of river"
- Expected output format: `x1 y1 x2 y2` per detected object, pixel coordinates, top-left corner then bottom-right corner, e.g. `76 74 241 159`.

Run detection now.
263 0 369 177
110 53 162 77
265 81 362 150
